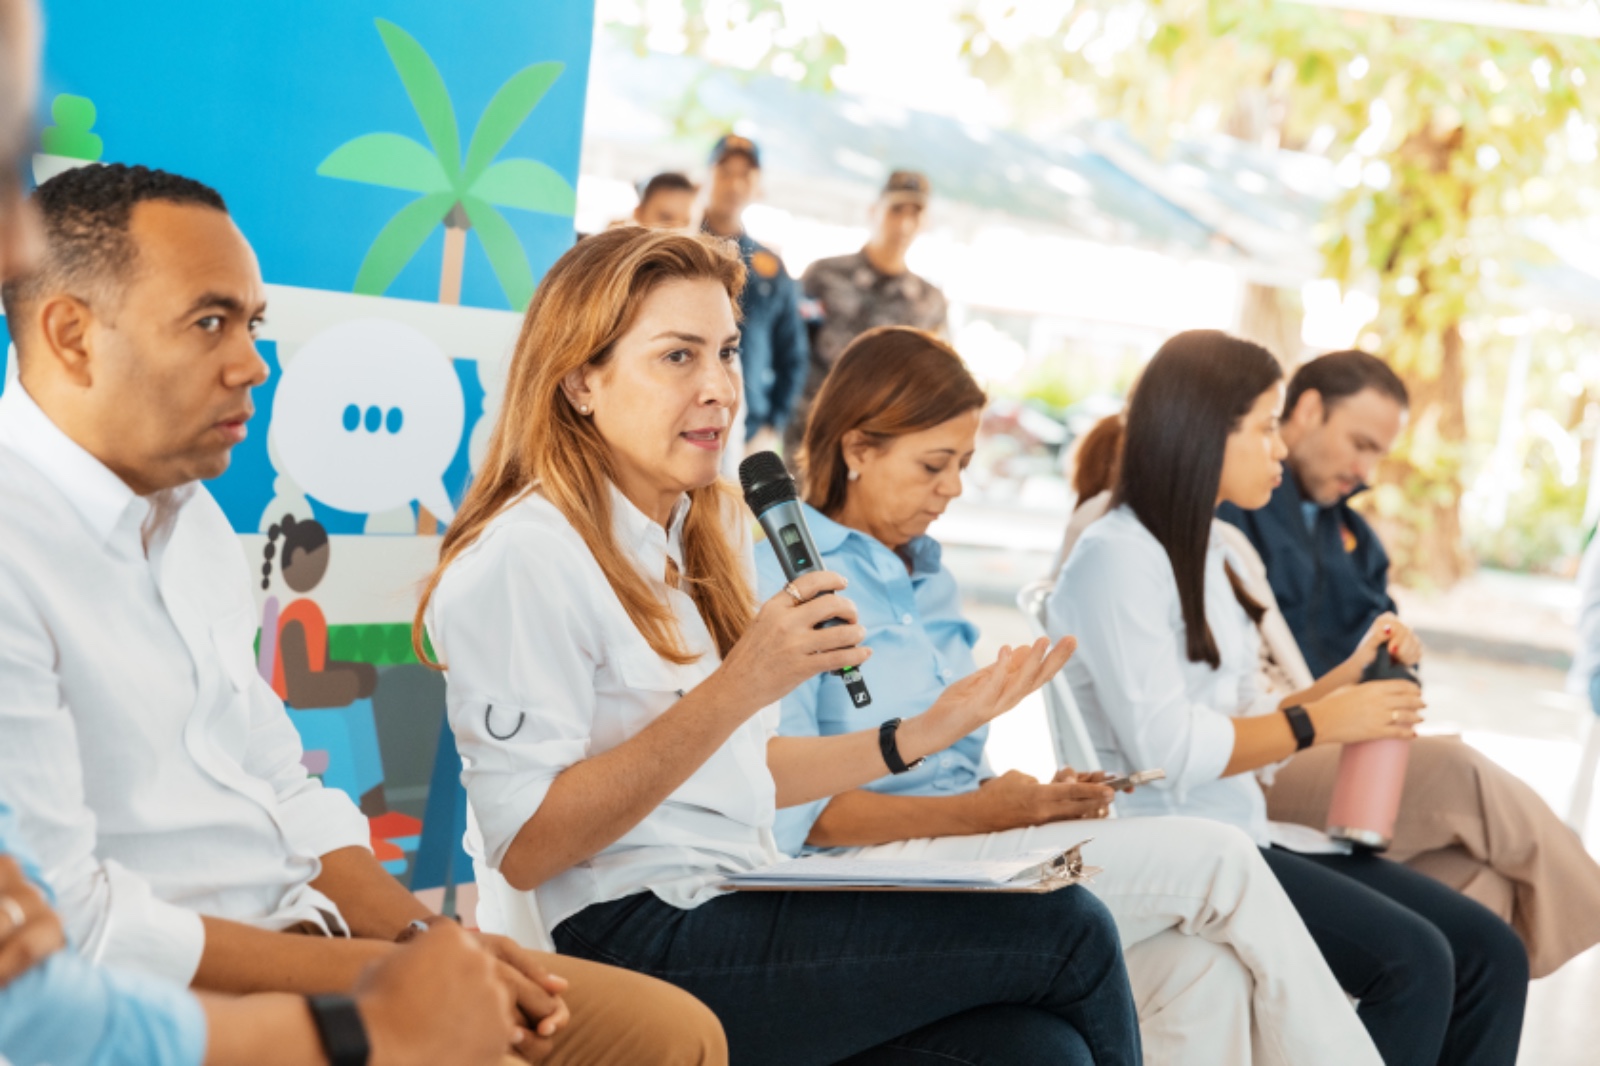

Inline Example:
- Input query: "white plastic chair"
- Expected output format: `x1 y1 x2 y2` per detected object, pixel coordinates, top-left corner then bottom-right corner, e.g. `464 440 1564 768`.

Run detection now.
1016 578 1101 774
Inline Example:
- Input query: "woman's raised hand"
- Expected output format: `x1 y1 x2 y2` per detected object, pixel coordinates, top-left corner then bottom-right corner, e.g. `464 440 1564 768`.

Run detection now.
921 636 1077 746
717 570 871 712
1309 680 1425 745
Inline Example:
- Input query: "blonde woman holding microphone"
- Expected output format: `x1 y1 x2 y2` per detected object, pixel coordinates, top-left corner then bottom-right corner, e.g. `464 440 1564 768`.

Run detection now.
416 227 1140 1066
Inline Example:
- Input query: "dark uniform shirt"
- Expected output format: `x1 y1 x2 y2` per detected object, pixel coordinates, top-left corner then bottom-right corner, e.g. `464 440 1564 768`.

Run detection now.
1218 476 1398 678
787 250 949 453
802 250 948 382
709 228 807 438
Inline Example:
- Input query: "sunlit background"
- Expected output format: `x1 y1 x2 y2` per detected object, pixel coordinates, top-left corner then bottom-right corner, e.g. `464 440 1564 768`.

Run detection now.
576 5 1600 1059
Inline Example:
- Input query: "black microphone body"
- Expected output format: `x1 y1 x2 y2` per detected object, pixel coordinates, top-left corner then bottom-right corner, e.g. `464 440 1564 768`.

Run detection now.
739 452 872 708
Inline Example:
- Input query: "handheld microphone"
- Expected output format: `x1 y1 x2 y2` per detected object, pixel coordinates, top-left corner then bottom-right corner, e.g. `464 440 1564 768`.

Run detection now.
739 451 872 708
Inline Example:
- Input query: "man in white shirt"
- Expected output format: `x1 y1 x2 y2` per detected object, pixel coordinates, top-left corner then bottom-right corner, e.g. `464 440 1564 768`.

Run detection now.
0 160 724 1064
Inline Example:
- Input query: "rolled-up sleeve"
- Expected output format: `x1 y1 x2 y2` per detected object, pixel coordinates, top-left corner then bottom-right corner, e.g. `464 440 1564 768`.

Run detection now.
1048 533 1235 800
427 528 600 870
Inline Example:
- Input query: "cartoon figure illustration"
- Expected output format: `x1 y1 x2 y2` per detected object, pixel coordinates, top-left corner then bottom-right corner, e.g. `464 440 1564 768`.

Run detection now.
265 514 379 709
261 513 420 863
34 93 103 185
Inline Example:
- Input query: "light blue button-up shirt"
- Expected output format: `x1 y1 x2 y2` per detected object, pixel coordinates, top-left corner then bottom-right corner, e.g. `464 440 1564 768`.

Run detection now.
756 504 991 854
0 796 206 1066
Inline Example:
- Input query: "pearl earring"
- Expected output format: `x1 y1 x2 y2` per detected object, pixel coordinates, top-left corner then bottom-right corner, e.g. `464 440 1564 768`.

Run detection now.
847 469 860 482
578 404 590 415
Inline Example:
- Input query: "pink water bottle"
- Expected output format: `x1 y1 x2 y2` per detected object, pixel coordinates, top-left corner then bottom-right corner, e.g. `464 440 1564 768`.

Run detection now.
1325 646 1418 851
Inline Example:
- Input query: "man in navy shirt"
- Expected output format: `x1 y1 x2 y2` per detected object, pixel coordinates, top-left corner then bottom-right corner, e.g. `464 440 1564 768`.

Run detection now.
701 134 807 454
1218 350 1410 677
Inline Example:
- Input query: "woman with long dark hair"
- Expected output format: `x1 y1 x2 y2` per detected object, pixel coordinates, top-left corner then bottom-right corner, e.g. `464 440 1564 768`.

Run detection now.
417 226 1140 1065
1048 330 1528 1065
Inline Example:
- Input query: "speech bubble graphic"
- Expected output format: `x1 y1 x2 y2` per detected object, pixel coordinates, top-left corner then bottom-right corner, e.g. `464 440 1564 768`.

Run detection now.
271 318 464 523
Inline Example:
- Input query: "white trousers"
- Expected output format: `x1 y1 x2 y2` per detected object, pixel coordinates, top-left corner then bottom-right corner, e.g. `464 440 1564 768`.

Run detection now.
843 816 1381 1066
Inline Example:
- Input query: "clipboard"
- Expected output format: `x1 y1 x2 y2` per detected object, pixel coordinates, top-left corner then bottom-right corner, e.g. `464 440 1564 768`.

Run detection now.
722 842 1098 894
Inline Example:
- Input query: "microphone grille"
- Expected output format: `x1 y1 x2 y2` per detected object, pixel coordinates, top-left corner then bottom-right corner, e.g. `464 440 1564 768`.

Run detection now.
738 450 797 512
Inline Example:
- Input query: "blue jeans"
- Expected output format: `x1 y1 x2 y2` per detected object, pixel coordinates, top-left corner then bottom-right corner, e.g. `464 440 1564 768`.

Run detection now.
553 887 1140 1066
1262 846 1527 1066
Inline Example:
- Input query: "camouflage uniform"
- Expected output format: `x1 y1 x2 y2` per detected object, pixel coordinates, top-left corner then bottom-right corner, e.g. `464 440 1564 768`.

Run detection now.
786 250 949 456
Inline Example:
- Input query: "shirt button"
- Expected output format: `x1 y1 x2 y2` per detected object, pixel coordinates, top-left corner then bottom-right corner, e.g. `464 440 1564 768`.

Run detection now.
901 613 913 625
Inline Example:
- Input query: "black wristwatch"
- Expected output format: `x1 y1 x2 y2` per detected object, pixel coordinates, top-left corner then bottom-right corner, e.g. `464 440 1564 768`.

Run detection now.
878 718 925 774
306 994 370 1066
1282 705 1316 751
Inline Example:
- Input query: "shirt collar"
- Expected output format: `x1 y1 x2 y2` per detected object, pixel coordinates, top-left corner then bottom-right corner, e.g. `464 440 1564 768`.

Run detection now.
0 382 152 548
804 502 943 577
609 483 690 580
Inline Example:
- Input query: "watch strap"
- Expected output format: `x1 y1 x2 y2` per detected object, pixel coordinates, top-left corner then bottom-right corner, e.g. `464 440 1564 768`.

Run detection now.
306 994 371 1066
878 718 925 774
1282 704 1316 751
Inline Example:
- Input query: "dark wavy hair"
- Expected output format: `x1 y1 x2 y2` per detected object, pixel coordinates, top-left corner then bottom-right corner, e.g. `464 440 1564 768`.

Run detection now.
1115 330 1283 667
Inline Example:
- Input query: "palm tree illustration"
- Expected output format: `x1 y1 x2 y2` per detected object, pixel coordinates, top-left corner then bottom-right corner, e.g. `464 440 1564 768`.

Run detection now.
318 18 576 311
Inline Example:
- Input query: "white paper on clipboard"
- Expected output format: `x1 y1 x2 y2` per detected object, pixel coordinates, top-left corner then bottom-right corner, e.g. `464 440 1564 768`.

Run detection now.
723 842 1099 894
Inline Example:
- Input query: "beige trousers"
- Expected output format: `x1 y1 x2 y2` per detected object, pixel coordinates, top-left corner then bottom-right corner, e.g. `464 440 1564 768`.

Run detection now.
540 952 728 1066
1265 734 1600 978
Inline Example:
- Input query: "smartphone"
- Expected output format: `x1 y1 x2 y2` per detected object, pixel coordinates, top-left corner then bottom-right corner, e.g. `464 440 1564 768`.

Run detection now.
1101 769 1165 792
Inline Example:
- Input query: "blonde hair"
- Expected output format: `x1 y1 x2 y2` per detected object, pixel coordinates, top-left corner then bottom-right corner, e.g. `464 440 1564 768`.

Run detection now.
414 227 754 667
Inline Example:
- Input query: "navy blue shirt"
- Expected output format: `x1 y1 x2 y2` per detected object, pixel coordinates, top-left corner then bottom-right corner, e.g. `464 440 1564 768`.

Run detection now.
715 230 808 436
1218 477 1397 678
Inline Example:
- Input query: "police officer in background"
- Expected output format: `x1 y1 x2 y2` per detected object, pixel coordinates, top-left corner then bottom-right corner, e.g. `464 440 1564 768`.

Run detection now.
786 170 949 459
701 134 807 460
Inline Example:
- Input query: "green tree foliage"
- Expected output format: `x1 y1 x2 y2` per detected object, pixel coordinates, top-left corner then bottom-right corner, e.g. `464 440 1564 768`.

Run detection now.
611 1 1600 584
952 0 1600 584
318 19 577 310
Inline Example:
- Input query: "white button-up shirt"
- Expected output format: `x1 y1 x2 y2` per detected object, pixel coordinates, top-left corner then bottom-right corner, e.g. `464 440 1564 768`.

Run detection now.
0 385 369 983
427 486 780 932
1048 505 1282 846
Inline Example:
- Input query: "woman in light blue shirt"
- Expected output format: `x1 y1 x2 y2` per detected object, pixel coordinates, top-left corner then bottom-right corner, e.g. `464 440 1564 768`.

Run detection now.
763 326 1379 1066
1049 329 1528 1065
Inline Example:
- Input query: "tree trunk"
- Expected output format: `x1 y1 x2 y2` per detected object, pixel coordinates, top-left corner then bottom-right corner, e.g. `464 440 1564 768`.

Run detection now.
1361 124 1472 589
437 203 469 307
1369 320 1470 588
419 203 471 537
1235 282 1304 371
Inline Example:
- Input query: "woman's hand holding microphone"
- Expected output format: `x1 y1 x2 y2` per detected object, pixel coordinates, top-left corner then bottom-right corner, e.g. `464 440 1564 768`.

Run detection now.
717 570 872 714
717 570 1075 752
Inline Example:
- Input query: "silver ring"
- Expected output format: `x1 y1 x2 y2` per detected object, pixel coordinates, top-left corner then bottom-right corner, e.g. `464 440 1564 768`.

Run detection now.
783 583 804 606
0 894 24 935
